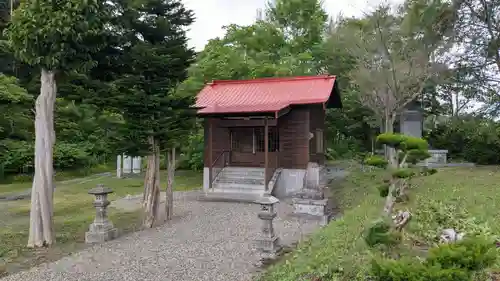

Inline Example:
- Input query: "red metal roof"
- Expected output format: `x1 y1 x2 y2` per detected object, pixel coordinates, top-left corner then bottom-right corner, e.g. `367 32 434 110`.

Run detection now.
195 75 338 115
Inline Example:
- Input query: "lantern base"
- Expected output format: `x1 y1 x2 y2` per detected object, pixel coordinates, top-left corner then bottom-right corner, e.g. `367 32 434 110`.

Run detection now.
85 224 118 244
256 235 281 254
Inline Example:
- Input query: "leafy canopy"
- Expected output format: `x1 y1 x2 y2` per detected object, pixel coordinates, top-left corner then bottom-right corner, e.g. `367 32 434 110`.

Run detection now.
5 0 109 71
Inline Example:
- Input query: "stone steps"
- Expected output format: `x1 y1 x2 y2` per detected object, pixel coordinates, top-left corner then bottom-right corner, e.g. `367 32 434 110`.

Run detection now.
216 177 265 185
206 167 269 202
198 191 262 203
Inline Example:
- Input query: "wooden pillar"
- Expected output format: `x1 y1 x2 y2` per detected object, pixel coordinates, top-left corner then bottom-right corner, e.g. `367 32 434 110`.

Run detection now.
264 117 269 192
208 118 213 190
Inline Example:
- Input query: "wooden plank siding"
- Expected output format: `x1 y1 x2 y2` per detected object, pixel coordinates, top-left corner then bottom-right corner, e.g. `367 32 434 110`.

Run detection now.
203 118 230 168
277 106 310 169
203 105 321 170
308 104 326 165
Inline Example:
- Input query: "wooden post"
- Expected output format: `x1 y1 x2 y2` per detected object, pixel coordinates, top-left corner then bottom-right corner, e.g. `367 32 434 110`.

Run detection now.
264 117 269 192
208 118 213 190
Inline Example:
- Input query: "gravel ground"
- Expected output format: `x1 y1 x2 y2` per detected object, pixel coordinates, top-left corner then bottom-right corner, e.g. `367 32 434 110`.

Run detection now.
1 191 321 281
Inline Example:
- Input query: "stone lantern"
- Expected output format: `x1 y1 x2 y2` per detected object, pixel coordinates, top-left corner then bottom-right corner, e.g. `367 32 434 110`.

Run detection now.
85 184 118 244
255 195 281 257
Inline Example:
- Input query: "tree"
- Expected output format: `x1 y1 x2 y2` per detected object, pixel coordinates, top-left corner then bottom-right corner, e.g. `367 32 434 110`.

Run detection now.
106 0 195 227
5 0 109 247
449 0 500 115
335 2 453 165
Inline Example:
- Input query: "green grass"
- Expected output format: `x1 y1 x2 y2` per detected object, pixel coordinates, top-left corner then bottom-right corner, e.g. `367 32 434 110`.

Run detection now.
0 169 202 276
0 163 116 196
259 165 500 281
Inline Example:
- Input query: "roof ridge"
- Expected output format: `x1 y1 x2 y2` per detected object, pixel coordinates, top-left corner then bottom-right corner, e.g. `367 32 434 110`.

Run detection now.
210 75 335 85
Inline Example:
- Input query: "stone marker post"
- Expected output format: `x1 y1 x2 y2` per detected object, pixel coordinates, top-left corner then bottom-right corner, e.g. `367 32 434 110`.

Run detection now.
85 184 118 244
255 195 281 258
116 155 123 178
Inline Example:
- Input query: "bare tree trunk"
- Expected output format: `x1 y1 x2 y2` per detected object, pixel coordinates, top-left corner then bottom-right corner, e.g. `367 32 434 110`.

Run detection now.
165 147 175 221
143 136 160 228
383 113 398 168
28 68 56 248
382 112 397 217
383 181 396 215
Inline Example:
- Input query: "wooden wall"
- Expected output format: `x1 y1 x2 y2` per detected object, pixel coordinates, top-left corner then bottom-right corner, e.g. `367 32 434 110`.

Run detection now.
203 118 230 167
308 104 326 165
277 106 310 169
202 104 324 169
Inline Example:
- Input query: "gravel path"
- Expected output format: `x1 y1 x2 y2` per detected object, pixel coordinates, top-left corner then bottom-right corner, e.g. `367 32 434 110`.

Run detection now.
1 191 321 281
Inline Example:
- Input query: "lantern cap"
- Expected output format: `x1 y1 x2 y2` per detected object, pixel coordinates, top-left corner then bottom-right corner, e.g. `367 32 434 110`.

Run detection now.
88 184 114 195
255 195 279 205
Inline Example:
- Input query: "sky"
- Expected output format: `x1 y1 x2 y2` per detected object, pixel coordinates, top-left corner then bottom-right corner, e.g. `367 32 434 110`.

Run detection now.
182 0 399 51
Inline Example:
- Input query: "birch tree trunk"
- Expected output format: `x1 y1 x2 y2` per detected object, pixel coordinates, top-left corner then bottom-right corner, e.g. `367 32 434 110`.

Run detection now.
165 147 175 221
28 68 56 248
143 136 160 228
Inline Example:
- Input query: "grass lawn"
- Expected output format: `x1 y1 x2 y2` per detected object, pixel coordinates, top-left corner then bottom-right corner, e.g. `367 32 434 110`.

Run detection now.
259 165 500 281
0 169 202 276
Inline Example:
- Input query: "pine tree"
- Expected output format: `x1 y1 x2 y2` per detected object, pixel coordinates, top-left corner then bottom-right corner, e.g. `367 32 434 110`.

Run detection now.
108 0 195 227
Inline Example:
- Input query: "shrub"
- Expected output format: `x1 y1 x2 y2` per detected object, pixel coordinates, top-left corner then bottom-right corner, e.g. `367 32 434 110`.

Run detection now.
365 155 388 168
427 117 500 165
364 218 401 248
411 200 498 245
53 142 93 170
178 130 203 171
426 237 497 271
392 168 415 179
377 183 390 197
377 133 428 151
370 236 497 281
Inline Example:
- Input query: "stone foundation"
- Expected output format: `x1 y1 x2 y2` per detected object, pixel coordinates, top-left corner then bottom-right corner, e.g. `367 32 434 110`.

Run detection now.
85 224 118 244
292 198 331 226
427 149 448 165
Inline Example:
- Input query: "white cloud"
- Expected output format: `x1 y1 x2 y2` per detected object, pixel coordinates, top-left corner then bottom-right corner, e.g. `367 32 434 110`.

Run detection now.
182 0 401 51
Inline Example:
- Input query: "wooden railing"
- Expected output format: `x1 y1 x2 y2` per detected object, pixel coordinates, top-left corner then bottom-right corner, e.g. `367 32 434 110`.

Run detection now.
209 150 230 189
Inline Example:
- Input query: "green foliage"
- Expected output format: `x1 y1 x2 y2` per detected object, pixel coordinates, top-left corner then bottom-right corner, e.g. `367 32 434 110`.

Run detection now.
104 0 196 156
370 237 497 281
365 155 388 168
0 74 32 175
406 149 431 164
392 168 415 179
420 167 438 176
377 183 390 197
426 237 497 271
178 128 204 171
364 218 401 248
377 133 428 151
411 200 498 245
371 257 471 281
427 117 500 165
1 140 34 174
53 142 93 170
5 0 109 70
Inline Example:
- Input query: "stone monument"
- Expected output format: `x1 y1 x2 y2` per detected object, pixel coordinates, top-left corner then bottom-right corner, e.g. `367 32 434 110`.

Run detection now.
399 101 423 138
291 163 332 226
116 155 142 178
85 184 118 244
255 195 281 258
399 101 448 165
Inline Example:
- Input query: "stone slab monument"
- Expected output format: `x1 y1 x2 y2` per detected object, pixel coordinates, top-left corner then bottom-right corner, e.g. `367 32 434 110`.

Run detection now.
400 100 448 165
116 155 142 178
291 163 332 226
